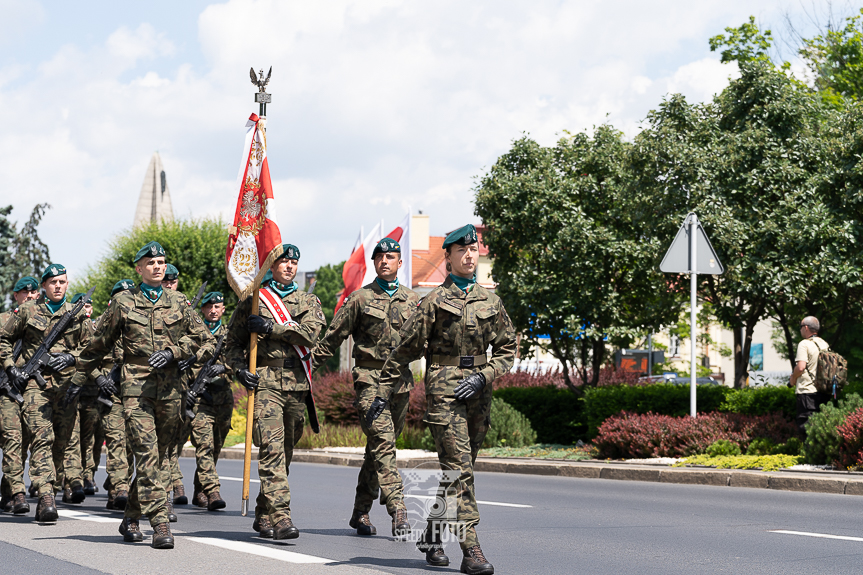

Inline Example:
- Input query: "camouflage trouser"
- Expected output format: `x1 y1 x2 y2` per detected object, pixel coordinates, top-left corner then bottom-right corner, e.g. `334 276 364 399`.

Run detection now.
103 396 132 492
253 388 306 526
190 401 233 496
51 382 83 491
61 415 81 490
168 419 191 489
424 385 492 550
21 385 55 495
0 394 26 495
123 396 181 527
78 395 105 483
354 383 410 515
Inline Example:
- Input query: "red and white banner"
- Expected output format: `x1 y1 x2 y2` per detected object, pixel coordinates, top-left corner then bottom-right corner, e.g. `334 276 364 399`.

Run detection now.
388 210 411 288
258 286 314 384
225 113 283 300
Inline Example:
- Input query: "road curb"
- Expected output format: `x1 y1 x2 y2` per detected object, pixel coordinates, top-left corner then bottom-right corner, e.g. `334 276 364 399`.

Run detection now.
188 447 863 497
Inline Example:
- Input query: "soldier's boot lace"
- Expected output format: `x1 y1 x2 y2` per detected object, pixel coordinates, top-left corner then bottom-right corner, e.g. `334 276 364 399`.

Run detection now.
391 507 411 537
417 529 449 566
206 490 226 511
12 492 30 515
151 522 175 549
193 491 208 508
61 488 73 504
113 489 129 510
166 498 177 523
253 515 275 538
273 517 300 540
173 484 188 505
349 508 376 536
460 545 494 575
35 493 58 523
119 517 143 542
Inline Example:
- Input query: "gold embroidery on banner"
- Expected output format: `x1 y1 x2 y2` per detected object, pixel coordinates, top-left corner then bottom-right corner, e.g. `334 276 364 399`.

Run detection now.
230 245 257 275
236 177 266 236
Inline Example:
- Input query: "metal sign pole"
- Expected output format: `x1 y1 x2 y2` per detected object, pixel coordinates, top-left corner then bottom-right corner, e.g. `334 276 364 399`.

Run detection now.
690 213 697 418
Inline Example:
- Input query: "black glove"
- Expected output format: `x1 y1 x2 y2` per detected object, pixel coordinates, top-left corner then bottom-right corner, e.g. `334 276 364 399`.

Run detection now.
63 384 83 407
237 369 260 391
247 314 273 335
178 353 197 372
6 366 27 393
365 396 388 428
148 349 174 369
185 391 198 414
206 364 227 379
48 352 75 371
95 374 117 397
454 372 486 401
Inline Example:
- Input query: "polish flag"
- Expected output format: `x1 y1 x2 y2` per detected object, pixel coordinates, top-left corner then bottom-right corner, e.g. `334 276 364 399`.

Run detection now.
225 113 283 300
335 222 382 313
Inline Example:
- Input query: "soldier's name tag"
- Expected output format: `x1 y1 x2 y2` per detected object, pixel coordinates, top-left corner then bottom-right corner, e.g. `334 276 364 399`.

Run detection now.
440 299 464 316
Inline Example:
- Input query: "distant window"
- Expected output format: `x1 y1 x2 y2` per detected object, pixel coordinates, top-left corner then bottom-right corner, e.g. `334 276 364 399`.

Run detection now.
669 334 680 357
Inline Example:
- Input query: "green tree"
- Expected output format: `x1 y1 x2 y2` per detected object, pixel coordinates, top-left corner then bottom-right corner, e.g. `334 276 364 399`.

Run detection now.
0 204 51 311
313 261 344 372
72 218 236 317
800 9 863 106
709 16 776 65
474 126 679 392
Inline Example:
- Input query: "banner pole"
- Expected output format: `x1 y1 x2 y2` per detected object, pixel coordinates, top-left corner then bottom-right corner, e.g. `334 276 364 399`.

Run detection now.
241 287 260 516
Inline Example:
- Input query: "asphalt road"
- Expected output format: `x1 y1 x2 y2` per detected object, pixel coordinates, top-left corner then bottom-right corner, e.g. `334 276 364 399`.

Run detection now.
2 456 863 574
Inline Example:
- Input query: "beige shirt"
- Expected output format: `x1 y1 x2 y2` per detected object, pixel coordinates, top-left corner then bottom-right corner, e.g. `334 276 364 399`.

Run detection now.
795 336 828 394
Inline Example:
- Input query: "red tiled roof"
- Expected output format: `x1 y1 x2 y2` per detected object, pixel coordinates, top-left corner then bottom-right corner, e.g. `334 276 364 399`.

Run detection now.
412 236 447 287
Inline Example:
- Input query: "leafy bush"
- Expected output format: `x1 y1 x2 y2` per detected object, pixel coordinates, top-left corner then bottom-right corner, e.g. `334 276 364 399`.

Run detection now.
680 453 803 472
584 384 731 437
593 411 797 459
803 394 863 464
835 407 863 469
493 386 584 444
745 438 776 456
707 439 741 456
719 386 795 420
295 423 366 449
312 371 358 425
483 397 537 448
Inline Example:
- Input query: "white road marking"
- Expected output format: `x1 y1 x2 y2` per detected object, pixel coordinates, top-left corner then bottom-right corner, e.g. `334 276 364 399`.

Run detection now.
57 510 117 523
187 536 332 563
220 476 261 484
404 493 532 508
769 530 863 542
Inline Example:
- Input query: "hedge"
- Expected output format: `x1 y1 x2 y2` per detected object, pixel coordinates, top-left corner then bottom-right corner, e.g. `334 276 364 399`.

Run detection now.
493 386 584 444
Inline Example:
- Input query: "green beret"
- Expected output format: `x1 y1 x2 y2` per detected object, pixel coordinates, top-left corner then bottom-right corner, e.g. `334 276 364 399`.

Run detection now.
111 279 137 297
41 263 67 283
133 241 166 263
13 276 38 293
201 291 224 306
276 244 300 261
442 224 478 249
371 237 401 259
163 264 179 281
71 292 91 304
262 270 273 285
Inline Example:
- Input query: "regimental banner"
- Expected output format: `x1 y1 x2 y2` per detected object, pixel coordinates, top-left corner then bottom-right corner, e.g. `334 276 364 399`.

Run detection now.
225 113 284 300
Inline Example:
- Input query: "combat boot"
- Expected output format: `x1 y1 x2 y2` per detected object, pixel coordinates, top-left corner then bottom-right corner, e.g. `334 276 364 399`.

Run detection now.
207 491 226 511
119 517 143 542
460 545 494 575
253 516 274 538
113 489 128 510
12 493 30 514
151 522 174 549
193 491 207 508
349 508 376 536
34 493 58 523
391 507 410 537
273 517 300 540
0 494 12 512
106 490 115 510
27 484 37 499
166 498 177 523
417 530 449 567
70 484 86 503
83 478 96 495
173 484 188 505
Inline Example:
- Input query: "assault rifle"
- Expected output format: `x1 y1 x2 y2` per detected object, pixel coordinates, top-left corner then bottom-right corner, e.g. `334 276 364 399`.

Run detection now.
20 286 95 389
0 340 25 403
184 331 227 420
190 281 208 309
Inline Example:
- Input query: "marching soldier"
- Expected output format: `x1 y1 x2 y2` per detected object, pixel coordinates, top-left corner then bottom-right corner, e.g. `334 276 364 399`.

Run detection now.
225 244 325 541
378 225 515 575
1 264 94 522
313 237 417 537
70 242 214 549
189 291 232 511
161 263 189 507
0 276 41 514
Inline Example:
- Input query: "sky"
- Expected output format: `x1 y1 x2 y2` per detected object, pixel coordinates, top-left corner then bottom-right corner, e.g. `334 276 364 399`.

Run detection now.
0 0 856 279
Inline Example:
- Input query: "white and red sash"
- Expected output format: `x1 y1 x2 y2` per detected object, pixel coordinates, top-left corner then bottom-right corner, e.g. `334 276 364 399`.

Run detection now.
258 286 313 384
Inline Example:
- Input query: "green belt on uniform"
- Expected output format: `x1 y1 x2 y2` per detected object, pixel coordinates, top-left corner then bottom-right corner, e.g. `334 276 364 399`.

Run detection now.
258 357 299 368
355 359 385 369
430 354 488 368
125 356 150 366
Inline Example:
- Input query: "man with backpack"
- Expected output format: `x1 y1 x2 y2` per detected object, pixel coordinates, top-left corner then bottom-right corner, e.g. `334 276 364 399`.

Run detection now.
789 316 831 434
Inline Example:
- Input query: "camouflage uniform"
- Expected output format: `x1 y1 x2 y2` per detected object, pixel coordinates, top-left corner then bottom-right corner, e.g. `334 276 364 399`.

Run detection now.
0 310 26 498
0 297 92 496
73 287 214 528
313 280 418 516
190 323 234 497
379 277 515 550
225 287 325 527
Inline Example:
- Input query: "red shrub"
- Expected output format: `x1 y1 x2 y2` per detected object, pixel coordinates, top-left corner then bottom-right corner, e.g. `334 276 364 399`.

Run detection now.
594 411 797 459
497 366 644 389
835 407 863 469
312 371 358 425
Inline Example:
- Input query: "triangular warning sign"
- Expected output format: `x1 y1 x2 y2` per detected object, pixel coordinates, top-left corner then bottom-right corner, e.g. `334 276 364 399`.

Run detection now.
659 213 724 275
